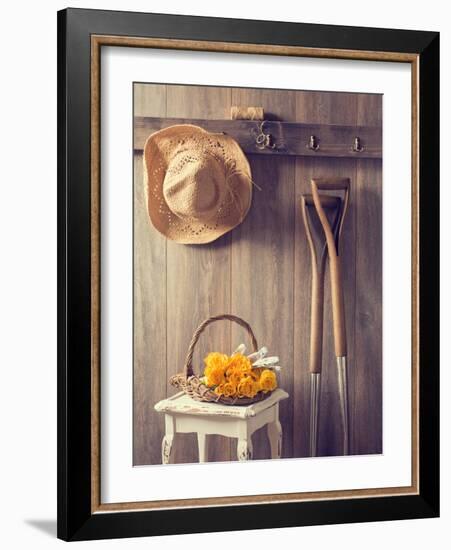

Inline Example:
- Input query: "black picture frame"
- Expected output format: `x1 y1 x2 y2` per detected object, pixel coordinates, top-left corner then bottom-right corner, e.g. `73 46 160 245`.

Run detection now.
57 8 439 541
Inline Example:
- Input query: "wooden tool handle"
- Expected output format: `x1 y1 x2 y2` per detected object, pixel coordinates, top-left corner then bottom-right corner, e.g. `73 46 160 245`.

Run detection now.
311 179 350 357
328 260 347 357
301 197 326 373
311 178 350 191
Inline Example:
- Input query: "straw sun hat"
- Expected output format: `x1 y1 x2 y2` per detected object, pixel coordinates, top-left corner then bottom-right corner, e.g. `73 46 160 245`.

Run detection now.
143 124 253 244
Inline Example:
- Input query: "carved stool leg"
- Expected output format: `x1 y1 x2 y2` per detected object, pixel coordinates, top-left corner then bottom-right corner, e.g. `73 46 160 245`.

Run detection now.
161 435 174 464
197 433 209 463
162 414 175 465
237 438 253 461
267 420 282 459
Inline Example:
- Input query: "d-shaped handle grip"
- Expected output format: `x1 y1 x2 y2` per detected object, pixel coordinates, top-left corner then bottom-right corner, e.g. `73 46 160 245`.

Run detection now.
311 178 350 192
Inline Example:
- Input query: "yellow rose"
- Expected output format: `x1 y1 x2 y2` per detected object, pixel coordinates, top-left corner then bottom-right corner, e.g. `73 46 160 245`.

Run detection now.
249 369 260 381
204 364 226 386
225 364 236 377
204 352 228 370
222 381 237 397
259 369 277 393
214 383 225 396
237 375 258 398
226 353 252 375
251 378 260 396
227 370 242 387
204 352 228 386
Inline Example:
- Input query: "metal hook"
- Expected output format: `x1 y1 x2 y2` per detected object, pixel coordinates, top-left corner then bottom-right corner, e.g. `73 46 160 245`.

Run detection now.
255 133 267 148
255 120 277 150
265 135 277 149
308 135 320 151
352 136 364 153
259 120 270 134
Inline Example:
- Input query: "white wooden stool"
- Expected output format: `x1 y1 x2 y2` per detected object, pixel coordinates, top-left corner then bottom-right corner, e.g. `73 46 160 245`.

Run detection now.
154 388 289 463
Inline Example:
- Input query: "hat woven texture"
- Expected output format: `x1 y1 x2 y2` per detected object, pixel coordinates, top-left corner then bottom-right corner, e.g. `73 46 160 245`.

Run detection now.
143 124 252 244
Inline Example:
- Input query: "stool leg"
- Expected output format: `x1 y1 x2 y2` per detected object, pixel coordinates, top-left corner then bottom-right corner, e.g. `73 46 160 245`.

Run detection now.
237 438 253 461
161 435 174 464
267 420 282 459
197 433 209 463
162 414 175 465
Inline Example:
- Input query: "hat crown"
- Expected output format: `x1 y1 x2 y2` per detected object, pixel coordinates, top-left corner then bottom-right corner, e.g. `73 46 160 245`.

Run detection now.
144 125 252 244
163 149 227 222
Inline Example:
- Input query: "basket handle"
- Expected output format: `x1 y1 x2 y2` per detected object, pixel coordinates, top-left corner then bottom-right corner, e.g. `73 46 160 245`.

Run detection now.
184 314 258 378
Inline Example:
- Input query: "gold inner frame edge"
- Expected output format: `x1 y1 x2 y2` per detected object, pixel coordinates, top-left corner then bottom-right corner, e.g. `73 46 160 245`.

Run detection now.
90 34 420 514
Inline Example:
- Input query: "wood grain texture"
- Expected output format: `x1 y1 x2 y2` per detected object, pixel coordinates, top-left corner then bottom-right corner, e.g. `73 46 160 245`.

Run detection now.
230 87 296 460
353 94 383 454
165 84 233 463
133 84 167 465
93 35 418 63
134 117 382 159
133 84 382 465
294 92 358 457
134 84 166 117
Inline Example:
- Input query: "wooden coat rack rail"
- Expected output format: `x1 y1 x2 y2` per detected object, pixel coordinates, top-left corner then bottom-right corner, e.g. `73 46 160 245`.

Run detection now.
134 116 382 159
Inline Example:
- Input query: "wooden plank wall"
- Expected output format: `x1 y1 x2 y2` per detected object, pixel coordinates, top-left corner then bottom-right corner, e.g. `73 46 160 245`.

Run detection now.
133 83 382 465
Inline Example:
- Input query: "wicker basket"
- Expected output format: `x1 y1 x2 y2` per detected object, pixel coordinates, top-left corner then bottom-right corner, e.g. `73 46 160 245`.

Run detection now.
169 314 273 406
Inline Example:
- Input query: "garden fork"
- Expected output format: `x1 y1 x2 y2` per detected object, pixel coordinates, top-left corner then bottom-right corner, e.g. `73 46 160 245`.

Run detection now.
301 178 350 456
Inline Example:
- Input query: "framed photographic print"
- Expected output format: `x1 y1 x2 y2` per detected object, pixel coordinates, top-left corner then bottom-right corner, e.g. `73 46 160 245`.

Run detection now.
57 8 439 541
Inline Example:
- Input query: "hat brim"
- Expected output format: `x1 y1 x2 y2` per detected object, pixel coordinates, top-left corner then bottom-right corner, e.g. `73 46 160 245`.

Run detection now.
143 124 252 244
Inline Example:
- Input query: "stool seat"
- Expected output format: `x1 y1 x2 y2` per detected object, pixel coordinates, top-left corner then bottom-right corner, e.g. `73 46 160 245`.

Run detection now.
154 389 289 463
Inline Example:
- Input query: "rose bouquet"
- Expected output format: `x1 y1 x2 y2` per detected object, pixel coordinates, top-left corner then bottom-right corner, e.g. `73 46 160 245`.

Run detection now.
203 347 279 400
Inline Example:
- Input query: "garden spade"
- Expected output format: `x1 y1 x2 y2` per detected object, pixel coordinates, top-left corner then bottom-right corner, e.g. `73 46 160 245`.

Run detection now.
311 178 350 456
301 193 342 456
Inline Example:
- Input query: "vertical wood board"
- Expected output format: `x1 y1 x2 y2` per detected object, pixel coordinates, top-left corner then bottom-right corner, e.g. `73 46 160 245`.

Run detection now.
353 94 383 453
165 84 233 463
230 87 296 460
133 84 167 465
